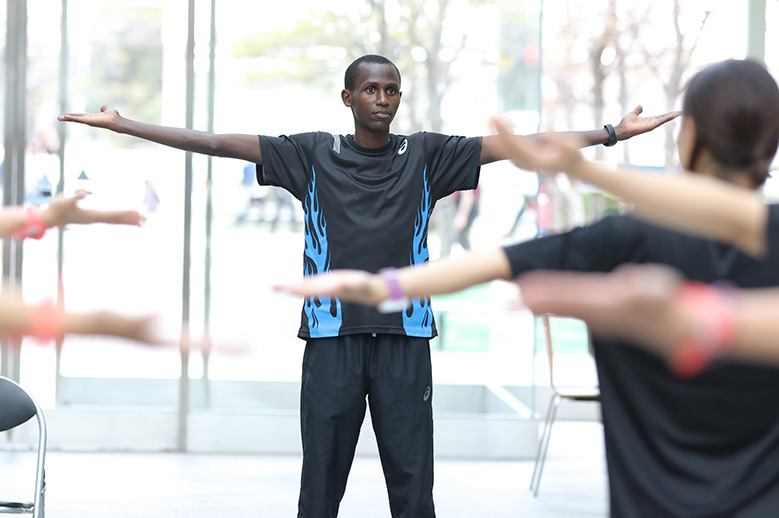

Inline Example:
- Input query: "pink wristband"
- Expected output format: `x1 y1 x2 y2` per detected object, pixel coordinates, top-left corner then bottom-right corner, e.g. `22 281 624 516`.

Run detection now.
667 281 737 379
29 301 64 343
11 207 48 240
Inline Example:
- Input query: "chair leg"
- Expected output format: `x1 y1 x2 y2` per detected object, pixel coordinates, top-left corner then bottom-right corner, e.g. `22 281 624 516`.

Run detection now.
530 395 558 490
33 408 46 518
36 470 45 518
530 394 562 497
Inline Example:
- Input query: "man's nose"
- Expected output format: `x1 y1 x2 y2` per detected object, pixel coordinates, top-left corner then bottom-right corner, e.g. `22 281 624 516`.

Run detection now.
376 91 389 105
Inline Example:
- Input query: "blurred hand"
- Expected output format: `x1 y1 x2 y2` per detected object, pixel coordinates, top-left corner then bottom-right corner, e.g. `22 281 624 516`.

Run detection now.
489 115 585 175
274 270 387 306
43 191 144 228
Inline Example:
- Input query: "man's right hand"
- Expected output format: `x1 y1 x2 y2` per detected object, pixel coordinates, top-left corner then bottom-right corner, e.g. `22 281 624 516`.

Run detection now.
58 105 121 130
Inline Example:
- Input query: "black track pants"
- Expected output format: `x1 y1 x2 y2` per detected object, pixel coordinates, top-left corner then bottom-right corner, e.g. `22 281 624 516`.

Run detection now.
297 333 435 518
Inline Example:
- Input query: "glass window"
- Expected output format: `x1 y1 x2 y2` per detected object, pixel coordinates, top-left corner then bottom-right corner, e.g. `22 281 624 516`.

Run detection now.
534 0 752 391
768 1 779 72
194 2 544 410
0 0 5 377
9 0 768 447
56 0 182 407
16 0 63 405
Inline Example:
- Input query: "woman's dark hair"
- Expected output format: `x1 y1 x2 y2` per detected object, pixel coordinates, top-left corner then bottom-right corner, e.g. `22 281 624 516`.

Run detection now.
344 55 401 91
683 59 779 187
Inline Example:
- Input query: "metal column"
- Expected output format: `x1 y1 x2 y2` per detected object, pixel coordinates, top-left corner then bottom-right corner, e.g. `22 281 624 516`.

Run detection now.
1 0 28 381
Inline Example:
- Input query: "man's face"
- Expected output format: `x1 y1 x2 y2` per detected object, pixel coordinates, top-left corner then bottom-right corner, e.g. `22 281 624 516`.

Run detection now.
342 62 402 133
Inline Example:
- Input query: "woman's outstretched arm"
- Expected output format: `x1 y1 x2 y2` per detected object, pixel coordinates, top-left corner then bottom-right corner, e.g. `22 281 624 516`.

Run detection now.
488 116 768 257
275 249 513 306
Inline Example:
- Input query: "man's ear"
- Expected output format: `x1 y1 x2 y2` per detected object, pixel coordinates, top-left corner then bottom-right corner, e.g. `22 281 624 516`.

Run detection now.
341 89 352 107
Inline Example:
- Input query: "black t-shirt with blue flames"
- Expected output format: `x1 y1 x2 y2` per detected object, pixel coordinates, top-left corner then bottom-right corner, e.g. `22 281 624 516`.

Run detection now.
258 131 481 339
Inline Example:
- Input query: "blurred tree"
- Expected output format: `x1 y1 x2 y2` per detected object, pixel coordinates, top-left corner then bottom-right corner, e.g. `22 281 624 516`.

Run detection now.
541 0 715 232
232 0 499 134
83 7 164 148
232 0 509 256
633 0 711 166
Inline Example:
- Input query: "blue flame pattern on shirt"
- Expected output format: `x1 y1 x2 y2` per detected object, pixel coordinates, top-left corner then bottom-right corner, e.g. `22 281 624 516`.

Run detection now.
403 166 433 334
302 166 342 336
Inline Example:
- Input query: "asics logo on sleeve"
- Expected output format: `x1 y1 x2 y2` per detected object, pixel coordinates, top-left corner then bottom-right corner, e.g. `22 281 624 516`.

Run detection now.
398 138 408 155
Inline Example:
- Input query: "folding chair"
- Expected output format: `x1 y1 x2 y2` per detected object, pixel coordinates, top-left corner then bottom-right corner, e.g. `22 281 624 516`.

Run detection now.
529 314 600 497
0 376 47 517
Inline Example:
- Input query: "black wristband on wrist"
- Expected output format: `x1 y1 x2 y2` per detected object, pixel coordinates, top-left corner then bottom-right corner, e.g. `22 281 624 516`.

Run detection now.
603 124 617 147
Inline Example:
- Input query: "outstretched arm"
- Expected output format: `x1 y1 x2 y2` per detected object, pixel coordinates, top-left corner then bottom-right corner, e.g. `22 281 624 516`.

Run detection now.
275 249 513 306
1 191 144 239
516 264 779 371
0 296 160 345
488 115 768 257
58 105 263 163
479 105 680 164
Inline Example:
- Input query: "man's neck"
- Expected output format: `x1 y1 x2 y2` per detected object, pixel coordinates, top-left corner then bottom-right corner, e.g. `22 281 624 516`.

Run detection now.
352 129 391 149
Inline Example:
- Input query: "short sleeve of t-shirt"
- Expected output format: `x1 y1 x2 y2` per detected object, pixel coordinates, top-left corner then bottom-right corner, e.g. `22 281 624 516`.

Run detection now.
502 214 644 275
417 132 482 199
256 132 324 200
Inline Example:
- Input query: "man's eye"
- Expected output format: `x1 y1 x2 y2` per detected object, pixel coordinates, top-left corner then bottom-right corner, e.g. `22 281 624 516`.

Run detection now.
366 86 375 93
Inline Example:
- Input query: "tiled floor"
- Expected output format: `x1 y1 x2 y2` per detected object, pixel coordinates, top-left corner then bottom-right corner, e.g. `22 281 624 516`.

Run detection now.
1 421 608 517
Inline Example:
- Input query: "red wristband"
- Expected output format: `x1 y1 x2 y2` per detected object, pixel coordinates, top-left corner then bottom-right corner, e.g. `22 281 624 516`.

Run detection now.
29 301 64 343
11 207 48 240
667 281 737 379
